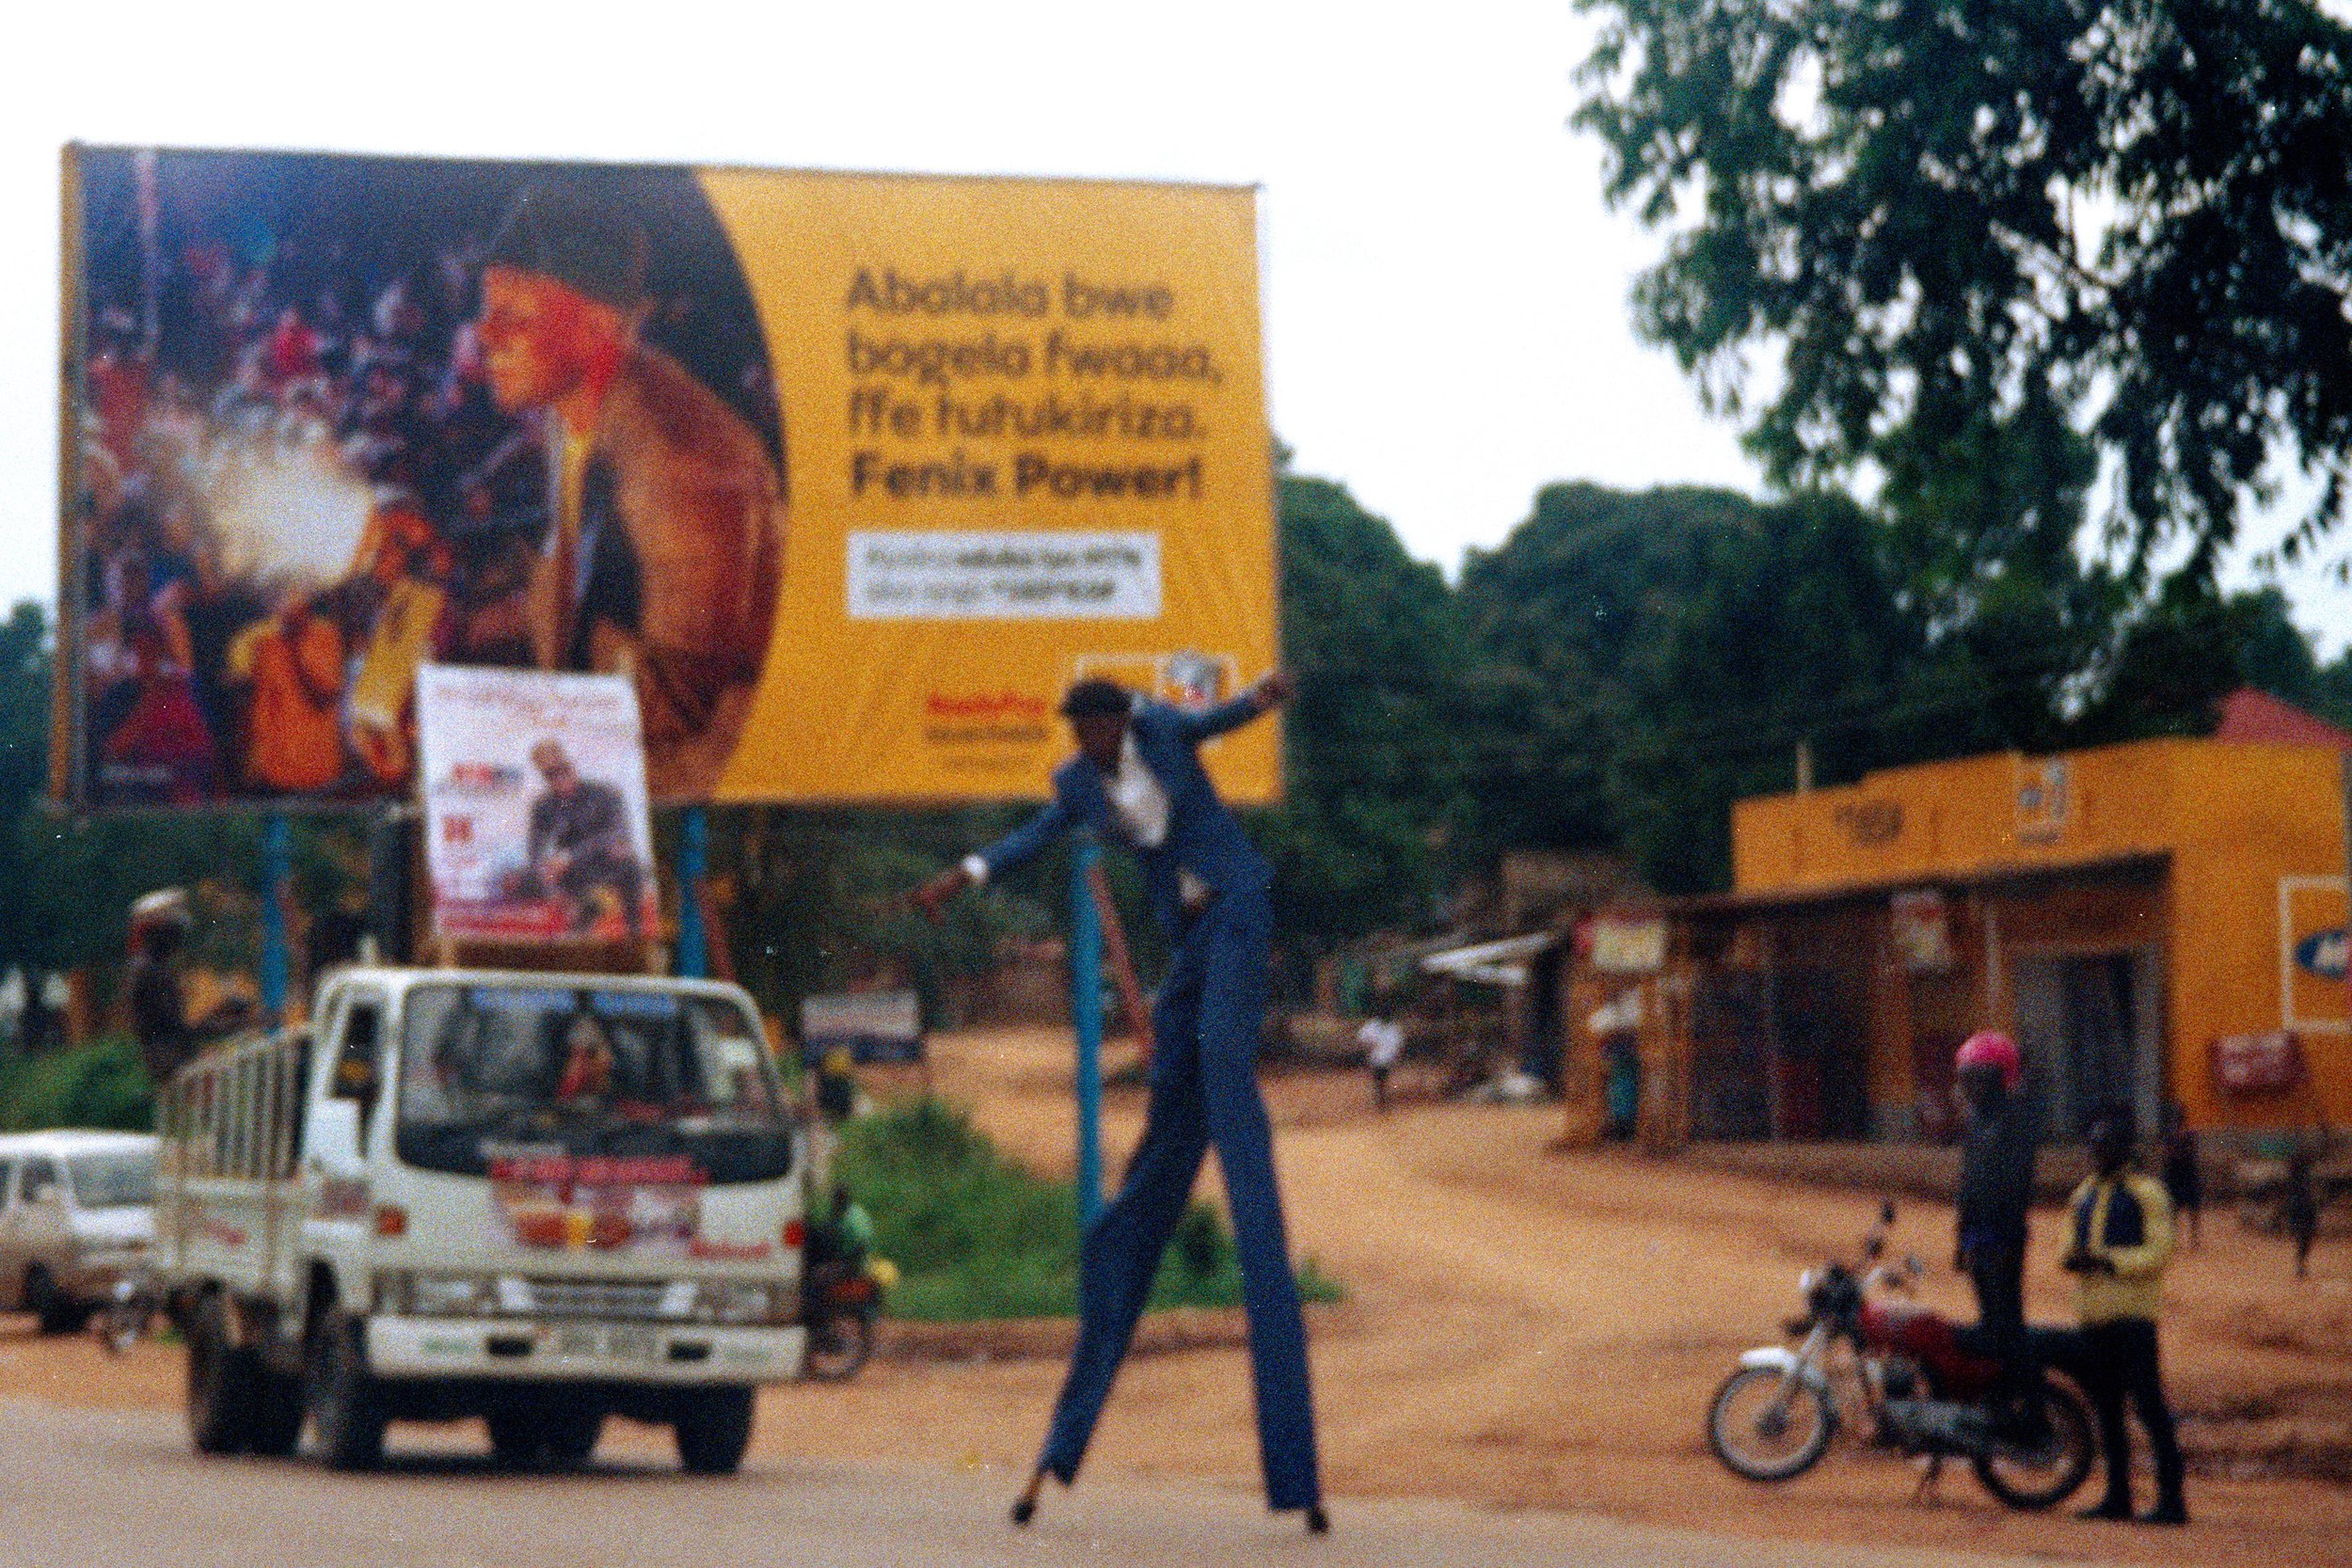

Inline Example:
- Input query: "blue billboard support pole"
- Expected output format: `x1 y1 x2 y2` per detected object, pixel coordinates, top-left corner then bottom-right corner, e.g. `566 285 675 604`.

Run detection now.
260 814 291 1024
1072 834 1105 1229
678 807 709 979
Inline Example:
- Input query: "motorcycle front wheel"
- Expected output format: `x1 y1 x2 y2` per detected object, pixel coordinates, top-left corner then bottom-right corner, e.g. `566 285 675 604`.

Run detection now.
1707 1365 1836 1481
1971 1376 2096 1511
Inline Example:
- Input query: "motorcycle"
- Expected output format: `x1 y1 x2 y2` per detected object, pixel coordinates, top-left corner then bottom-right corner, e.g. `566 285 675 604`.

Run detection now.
802 1254 896 1382
92 1269 158 1357
1706 1202 2096 1510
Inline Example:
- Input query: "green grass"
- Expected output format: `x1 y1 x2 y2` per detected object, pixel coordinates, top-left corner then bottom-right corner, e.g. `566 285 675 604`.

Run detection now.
834 1096 1343 1323
0 1035 155 1132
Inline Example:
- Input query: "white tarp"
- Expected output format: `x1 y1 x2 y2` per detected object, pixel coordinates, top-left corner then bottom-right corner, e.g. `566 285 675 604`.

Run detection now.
1420 931 1556 988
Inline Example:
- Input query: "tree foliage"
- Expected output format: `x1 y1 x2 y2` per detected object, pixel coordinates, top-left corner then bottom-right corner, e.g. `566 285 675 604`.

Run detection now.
1576 0 2352 580
1258 475 1473 948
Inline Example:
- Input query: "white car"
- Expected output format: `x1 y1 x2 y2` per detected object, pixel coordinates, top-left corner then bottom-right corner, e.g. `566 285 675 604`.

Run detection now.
0 1131 157 1333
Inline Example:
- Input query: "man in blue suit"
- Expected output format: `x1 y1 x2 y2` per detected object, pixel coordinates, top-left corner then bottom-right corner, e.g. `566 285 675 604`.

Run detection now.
913 672 1326 1534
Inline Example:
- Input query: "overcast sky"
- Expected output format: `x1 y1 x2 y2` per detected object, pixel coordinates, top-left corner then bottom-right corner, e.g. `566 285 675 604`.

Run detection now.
7 1 2348 646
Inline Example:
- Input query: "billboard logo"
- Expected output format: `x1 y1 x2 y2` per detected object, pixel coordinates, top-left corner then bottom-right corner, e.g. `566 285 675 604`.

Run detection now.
2295 927 2347 980
444 762 522 794
1163 650 1230 710
2278 875 2350 1033
2017 758 2070 842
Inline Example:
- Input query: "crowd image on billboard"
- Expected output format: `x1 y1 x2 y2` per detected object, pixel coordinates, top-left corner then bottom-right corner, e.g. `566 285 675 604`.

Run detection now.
70 149 787 809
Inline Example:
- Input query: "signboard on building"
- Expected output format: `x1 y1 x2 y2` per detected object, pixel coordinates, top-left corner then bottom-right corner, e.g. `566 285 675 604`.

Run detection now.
1889 888 1956 974
415 666 657 943
1590 917 1668 974
57 147 1277 810
2210 1032 2310 1096
801 990 925 1065
2277 875 2349 1034
2015 757 2071 843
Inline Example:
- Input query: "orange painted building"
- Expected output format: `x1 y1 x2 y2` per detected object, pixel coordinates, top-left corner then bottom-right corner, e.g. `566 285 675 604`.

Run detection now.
1558 707 2352 1148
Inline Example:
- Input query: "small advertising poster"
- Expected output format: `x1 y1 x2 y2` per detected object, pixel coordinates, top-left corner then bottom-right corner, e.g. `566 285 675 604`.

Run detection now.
1590 917 1668 975
802 990 925 1065
415 665 657 942
2278 874 2350 1033
1890 888 1956 974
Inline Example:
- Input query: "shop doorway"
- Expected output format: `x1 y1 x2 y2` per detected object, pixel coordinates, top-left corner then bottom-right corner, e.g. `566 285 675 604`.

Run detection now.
2010 950 2163 1138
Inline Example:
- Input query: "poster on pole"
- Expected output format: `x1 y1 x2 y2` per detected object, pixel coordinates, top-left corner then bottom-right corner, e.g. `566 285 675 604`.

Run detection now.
415 665 657 943
56 147 1278 812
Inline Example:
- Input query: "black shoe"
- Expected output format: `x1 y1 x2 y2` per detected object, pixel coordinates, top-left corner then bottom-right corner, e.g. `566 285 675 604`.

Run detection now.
1306 1505 1329 1535
1011 1469 1046 1528
2139 1501 2189 1527
2076 1498 2133 1522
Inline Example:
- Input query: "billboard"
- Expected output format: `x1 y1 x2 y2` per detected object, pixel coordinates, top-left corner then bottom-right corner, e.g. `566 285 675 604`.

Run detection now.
57 147 1278 810
415 666 658 943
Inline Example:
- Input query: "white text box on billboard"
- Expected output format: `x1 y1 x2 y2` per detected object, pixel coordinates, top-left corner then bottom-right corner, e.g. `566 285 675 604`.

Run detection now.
846 530 1161 620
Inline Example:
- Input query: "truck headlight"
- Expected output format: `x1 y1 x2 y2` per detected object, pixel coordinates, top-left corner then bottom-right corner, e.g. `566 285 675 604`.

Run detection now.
380 1271 499 1316
700 1282 782 1324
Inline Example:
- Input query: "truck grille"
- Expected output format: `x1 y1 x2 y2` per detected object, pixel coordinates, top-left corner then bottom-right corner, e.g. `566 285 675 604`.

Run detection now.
519 1277 675 1321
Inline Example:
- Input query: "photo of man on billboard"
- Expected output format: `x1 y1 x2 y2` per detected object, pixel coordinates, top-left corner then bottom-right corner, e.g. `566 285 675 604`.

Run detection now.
475 185 783 798
66 150 787 808
520 737 649 942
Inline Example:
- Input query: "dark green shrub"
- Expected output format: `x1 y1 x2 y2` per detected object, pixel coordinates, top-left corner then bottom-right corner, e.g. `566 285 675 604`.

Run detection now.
834 1096 1339 1321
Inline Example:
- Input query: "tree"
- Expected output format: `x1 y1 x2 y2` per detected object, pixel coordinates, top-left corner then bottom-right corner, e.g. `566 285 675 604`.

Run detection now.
1258 475 1473 950
1576 0 2352 581
1615 491 1930 889
1456 482 1759 861
2079 580 2325 737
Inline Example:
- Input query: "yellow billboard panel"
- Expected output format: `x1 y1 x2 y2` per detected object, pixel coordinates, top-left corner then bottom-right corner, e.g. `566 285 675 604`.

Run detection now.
57 149 1276 809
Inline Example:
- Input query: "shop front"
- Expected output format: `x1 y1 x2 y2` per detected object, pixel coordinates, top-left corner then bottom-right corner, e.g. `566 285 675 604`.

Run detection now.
1559 733 2352 1146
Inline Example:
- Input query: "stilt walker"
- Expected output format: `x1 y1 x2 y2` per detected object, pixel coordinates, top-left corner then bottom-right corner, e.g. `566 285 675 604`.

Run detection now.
913 672 1325 1534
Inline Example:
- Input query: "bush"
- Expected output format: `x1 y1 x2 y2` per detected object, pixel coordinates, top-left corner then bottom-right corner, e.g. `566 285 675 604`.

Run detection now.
834 1097 1341 1322
0 1035 156 1132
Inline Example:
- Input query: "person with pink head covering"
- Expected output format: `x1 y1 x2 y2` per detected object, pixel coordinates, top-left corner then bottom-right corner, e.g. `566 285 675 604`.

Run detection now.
1953 1030 2039 1426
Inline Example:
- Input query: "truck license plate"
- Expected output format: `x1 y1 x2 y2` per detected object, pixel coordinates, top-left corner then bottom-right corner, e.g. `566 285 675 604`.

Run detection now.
554 1325 660 1363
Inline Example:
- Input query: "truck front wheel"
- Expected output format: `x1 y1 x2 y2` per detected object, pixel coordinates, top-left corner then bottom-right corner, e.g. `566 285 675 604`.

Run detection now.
306 1309 387 1471
673 1386 755 1475
246 1369 308 1458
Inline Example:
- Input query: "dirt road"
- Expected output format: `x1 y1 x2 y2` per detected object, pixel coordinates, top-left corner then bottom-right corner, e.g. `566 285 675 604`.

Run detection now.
0 1398 2149 1568
899 1027 2352 1568
4 1024 2346 1566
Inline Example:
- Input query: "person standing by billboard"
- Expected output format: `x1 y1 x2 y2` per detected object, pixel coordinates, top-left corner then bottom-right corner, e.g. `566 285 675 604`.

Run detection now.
911 673 1326 1535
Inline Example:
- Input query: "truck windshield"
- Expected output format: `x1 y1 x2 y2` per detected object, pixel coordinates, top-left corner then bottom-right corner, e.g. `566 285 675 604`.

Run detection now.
395 984 794 1183
67 1151 156 1209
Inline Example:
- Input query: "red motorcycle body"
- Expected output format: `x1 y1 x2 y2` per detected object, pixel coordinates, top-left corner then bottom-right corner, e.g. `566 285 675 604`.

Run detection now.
1856 1301 2003 1400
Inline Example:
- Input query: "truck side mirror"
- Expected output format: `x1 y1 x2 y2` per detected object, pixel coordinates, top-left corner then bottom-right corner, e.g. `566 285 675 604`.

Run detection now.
309 1098 365 1169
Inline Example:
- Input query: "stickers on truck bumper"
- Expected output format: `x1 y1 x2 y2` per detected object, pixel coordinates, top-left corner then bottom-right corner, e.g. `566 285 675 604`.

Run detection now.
368 1315 804 1384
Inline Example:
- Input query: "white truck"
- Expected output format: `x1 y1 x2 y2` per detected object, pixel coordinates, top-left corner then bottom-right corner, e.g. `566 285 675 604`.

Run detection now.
154 965 809 1473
